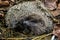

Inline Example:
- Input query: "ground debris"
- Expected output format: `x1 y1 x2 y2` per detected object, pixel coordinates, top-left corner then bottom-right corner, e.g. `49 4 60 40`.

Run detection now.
0 0 60 39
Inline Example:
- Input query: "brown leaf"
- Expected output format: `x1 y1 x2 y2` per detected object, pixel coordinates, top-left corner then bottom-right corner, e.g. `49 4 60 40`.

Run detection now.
44 0 58 10
57 3 60 10
0 0 9 6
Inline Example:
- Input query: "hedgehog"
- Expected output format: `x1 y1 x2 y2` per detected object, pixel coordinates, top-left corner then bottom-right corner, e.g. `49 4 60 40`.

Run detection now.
5 1 53 35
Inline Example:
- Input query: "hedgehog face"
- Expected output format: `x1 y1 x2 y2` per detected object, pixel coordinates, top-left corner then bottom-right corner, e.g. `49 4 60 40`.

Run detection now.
13 15 45 35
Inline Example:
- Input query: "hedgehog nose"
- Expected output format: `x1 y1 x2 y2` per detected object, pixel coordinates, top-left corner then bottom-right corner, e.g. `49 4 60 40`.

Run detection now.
23 21 36 27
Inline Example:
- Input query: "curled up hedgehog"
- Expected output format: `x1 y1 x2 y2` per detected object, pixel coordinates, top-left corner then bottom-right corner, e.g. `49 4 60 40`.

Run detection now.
5 1 53 35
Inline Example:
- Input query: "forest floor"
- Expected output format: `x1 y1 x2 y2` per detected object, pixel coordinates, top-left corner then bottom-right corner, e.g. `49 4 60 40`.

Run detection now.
0 0 60 39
